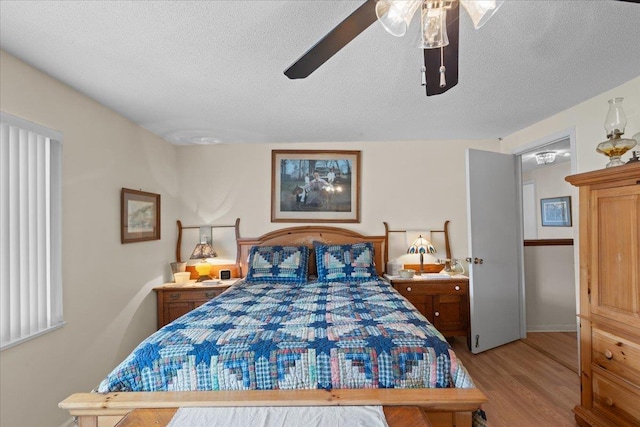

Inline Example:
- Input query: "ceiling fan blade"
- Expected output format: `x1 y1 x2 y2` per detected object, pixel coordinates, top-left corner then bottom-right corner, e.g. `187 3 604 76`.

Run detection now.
423 3 459 96
284 0 378 79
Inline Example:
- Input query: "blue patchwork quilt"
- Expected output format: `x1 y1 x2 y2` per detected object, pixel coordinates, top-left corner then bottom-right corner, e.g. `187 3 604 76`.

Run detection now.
98 279 486 425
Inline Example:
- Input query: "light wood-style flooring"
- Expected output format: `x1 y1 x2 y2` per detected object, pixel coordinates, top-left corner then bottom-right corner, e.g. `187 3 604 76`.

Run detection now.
450 333 580 427
521 332 579 374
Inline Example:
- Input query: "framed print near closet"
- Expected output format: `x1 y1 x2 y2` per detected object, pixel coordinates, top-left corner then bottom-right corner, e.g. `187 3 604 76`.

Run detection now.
271 150 361 223
540 196 571 227
121 188 161 243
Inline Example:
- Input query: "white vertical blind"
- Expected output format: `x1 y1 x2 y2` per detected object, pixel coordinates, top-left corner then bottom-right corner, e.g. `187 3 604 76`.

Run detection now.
0 112 64 350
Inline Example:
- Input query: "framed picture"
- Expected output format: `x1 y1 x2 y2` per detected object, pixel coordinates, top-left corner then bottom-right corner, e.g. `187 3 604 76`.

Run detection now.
271 150 361 223
540 196 572 227
121 188 161 243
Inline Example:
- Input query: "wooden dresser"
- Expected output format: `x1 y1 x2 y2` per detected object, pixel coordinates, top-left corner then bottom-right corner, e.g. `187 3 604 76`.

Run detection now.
566 162 640 427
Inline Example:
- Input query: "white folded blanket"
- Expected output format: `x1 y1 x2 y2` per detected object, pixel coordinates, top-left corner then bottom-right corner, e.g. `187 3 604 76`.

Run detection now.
167 406 389 427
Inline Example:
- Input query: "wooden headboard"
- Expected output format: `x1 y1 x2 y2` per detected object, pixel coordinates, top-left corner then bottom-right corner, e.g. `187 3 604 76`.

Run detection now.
236 225 387 278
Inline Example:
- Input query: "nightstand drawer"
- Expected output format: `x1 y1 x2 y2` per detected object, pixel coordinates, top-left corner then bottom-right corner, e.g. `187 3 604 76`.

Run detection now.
592 328 640 387
396 282 468 295
164 289 224 301
154 280 237 329
592 370 640 426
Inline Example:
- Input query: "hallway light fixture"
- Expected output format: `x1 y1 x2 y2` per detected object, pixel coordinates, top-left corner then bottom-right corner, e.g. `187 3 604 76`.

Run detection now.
535 151 557 165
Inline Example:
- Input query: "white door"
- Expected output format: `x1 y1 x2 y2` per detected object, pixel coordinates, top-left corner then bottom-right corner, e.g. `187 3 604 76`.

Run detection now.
465 149 523 354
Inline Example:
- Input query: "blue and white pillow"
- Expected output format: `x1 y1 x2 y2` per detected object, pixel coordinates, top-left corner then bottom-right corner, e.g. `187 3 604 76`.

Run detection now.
245 245 309 284
314 241 378 282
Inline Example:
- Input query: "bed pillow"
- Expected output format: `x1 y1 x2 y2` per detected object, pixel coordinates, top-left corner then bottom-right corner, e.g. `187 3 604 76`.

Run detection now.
245 245 309 284
314 241 378 282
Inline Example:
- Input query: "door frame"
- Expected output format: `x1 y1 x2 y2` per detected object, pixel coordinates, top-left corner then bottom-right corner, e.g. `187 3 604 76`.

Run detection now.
508 127 578 340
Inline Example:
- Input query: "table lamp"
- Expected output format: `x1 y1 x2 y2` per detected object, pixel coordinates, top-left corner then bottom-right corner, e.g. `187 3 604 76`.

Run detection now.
407 235 436 275
190 237 217 282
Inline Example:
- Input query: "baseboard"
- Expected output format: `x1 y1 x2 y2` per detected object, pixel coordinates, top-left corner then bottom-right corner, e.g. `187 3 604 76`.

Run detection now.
526 324 577 332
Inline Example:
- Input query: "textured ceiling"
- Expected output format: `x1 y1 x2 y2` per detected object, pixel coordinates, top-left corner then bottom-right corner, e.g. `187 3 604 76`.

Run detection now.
1 1 639 145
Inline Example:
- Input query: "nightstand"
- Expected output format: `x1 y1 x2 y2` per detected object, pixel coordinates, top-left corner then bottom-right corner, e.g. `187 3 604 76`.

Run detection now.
385 274 470 348
153 279 239 329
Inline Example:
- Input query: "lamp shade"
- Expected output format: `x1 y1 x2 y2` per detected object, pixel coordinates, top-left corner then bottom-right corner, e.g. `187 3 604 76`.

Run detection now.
375 0 422 37
419 4 449 49
408 235 436 254
604 97 627 138
460 0 504 29
190 243 217 260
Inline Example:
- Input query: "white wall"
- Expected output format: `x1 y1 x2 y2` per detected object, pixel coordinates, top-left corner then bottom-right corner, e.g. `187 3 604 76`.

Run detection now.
502 76 640 330
522 162 574 239
174 140 500 265
524 245 576 332
0 51 178 427
503 77 639 175
521 161 576 331
1 44 636 426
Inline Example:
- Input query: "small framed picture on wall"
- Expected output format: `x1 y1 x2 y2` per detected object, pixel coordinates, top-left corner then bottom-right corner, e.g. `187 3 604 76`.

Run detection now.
540 196 572 227
121 188 161 243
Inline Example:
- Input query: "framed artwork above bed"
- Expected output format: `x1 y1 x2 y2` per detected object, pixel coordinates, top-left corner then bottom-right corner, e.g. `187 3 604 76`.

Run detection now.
271 150 361 223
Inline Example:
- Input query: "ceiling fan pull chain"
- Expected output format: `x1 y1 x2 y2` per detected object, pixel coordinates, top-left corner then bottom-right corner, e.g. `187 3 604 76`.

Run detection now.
421 66 427 86
439 47 446 88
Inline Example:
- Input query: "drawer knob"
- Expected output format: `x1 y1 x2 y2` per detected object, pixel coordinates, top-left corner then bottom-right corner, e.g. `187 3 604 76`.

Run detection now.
406 287 412 292
205 292 217 299
454 285 460 291
604 397 614 407
604 349 613 360
435 311 440 317
169 293 181 300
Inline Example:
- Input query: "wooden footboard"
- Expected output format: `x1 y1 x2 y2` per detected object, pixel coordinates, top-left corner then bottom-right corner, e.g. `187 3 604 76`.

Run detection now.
60 388 487 427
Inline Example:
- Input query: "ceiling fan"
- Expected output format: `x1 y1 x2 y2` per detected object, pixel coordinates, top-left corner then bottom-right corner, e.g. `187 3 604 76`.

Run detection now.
284 0 505 96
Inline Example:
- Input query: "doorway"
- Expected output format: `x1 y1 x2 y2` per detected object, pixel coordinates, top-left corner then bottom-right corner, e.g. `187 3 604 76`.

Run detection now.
514 131 578 369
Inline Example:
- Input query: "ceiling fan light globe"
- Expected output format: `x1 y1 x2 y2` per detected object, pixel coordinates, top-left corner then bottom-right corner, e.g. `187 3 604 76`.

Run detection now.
419 5 449 48
376 0 422 37
461 0 504 29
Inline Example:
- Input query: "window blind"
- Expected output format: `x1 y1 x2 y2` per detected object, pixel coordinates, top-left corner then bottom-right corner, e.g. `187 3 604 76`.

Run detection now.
0 112 64 350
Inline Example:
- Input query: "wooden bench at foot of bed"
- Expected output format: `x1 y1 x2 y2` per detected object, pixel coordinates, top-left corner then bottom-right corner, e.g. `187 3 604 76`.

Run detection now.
59 388 487 427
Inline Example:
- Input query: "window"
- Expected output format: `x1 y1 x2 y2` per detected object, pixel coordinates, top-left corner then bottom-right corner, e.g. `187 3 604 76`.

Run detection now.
1 112 64 350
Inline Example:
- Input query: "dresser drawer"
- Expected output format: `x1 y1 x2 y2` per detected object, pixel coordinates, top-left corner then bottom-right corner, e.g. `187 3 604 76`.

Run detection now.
592 328 640 387
592 370 640 426
396 282 468 295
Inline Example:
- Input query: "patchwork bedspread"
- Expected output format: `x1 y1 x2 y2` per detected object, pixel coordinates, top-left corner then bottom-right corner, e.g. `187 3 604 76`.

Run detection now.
99 278 479 398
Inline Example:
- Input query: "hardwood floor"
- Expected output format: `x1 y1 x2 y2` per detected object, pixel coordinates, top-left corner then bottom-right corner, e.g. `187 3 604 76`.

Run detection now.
450 335 580 427
521 332 578 374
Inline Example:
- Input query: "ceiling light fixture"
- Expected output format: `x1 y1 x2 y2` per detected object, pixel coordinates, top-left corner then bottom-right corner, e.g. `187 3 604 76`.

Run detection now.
284 0 504 96
535 151 557 165
376 0 503 91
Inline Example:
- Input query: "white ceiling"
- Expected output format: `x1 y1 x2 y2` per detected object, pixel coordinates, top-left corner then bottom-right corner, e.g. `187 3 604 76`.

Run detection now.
1 1 639 145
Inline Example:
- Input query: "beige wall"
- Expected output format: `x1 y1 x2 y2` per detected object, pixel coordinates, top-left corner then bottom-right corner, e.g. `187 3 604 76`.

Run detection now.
524 245 576 332
174 140 500 266
522 161 574 239
1 44 637 426
0 51 179 427
502 76 640 332
0 50 501 427
502 77 640 174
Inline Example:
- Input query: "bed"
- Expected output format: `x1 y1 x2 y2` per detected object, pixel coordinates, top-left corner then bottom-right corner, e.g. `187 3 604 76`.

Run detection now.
60 223 487 427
